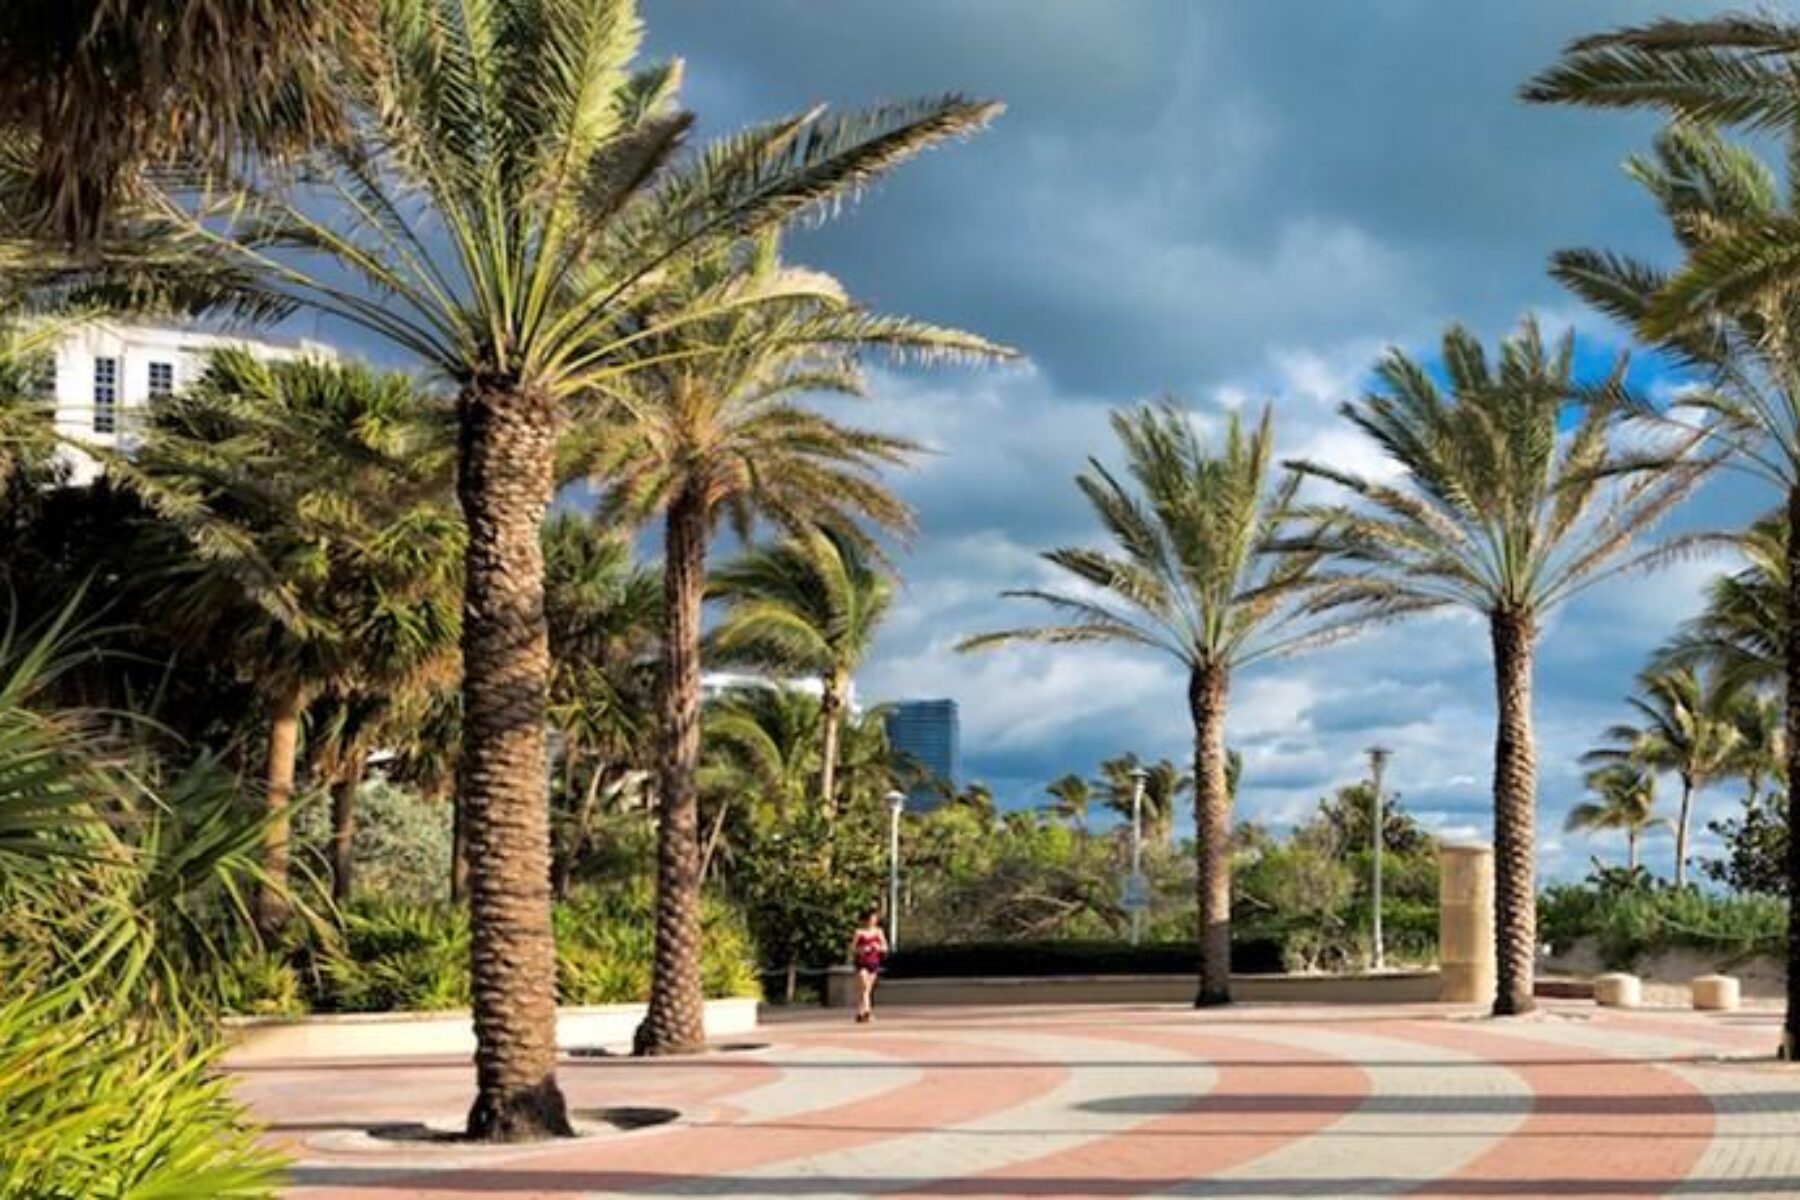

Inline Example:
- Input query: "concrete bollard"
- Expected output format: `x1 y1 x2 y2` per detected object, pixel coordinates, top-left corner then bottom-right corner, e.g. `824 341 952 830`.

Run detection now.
1691 974 1741 1011
1438 844 1495 1004
1593 973 1642 1008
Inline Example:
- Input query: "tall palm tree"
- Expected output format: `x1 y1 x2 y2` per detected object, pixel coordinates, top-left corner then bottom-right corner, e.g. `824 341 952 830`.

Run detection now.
709 526 893 814
126 350 453 934
1042 773 1091 831
1728 689 1787 808
585 239 1009 1056
1095 754 1190 846
1289 318 1710 1015
168 0 1002 1133
964 402 1351 1007
1585 665 1742 887
1527 13 1800 1055
1568 763 1666 870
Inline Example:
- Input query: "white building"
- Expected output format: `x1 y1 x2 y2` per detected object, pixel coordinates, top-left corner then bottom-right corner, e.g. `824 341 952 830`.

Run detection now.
45 320 336 484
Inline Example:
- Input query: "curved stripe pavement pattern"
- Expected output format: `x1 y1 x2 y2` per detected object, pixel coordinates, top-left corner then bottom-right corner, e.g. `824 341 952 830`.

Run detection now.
240 1002 1800 1198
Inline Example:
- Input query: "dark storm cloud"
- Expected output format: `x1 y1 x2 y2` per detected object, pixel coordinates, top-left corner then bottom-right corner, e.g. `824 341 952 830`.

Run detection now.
637 1 1758 877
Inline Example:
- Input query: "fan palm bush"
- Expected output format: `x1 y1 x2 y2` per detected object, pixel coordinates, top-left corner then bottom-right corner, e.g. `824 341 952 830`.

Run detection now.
1290 318 1710 1014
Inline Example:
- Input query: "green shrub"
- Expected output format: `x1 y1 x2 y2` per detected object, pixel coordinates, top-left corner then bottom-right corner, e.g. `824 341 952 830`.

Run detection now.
314 899 471 1012
0 976 280 1198
291 778 453 905
1540 881 1786 969
555 883 760 1004
212 947 307 1017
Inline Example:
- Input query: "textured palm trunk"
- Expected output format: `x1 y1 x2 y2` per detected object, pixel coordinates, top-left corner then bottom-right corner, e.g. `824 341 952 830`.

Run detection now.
1673 778 1694 888
818 670 846 817
456 384 570 1141
329 752 367 904
1783 485 1800 1059
636 487 709 1056
1189 664 1232 1007
1490 610 1538 1017
253 685 303 939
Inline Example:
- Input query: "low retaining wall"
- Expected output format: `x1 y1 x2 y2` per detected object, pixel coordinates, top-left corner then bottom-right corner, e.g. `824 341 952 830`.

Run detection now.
826 969 1440 1008
222 996 760 1064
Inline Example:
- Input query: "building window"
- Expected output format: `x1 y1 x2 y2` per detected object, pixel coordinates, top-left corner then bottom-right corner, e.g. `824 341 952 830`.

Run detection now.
148 361 174 398
93 357 118 434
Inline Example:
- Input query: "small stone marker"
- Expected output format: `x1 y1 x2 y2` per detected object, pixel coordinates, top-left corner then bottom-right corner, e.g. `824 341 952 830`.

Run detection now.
1690 974 1740 1012
1593 973 1641 1008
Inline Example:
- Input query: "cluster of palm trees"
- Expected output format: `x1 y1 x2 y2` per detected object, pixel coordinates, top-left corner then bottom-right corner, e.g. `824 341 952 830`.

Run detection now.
1 0 1011 1140
968 15 1800 1045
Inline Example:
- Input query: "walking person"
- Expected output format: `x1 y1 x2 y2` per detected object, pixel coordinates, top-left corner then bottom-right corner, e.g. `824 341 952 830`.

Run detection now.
850 906 888 1024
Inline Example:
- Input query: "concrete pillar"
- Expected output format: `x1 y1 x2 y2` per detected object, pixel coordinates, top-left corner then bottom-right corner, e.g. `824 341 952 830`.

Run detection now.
1438 843 1495 1004
1594 973 1642 1008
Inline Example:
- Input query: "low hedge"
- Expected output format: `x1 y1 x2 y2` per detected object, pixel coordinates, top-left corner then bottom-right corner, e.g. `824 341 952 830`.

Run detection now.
883 938 1286 980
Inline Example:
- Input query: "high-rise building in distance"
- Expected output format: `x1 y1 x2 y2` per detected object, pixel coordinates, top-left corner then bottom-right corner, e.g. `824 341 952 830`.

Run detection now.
884 699 959 807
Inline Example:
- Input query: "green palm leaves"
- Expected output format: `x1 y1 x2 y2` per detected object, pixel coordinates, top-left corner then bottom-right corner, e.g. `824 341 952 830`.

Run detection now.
711 527 895 811
966 402 1339 670
1567 764 1665 870
1291 318 1712 621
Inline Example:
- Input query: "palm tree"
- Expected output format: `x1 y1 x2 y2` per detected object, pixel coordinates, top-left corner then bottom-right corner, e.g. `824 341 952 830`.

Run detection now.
1289 318 1710 1015
1527 14 1800 1055
126 350 453 934
1728 689 1787 808
964 402 1351 1007
1585 665 1742 887
0 0 357 246
543 514 659 899
1043 773 1091 830
1567 763 1666 870
709 526 893 814
585 238 1009 1056
1661 514 1785 694
166 0 1003 1133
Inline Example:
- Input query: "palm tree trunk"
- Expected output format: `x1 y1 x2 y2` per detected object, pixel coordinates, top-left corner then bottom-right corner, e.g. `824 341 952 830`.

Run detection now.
253 684 303 939
329 751 367 904
819 670 845 817
1674 777 1694 888
1490 610 1538 1017
1627 828 1638 871
1782 483 1800 1059
636 487 709 1056
1189 663 1232 1007
455 385 570 1141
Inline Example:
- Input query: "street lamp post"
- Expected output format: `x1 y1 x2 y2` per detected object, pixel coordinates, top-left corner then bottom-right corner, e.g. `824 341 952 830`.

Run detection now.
1367 746 1391 972
885 790 906 952
1128 766 1149 947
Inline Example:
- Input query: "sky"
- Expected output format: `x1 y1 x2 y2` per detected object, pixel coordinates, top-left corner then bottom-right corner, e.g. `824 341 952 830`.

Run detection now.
637 0 1776 883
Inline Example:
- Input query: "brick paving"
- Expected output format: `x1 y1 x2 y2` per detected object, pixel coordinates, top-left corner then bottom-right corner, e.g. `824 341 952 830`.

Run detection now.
233 1001 1800 1199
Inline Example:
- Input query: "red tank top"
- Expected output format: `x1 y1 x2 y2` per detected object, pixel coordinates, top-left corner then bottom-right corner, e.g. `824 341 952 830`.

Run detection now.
853 928 884 968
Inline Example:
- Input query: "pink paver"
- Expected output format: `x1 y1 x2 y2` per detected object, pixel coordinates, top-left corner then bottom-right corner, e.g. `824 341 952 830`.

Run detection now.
248 1002 1800 1199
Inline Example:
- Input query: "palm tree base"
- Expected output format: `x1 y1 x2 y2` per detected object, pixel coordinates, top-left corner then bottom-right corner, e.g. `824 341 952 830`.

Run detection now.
631 1028 708 1058
465 1080 575 1142
1779 1031 1798 1062
1490 996 1538 1018
1193 988 1232 1009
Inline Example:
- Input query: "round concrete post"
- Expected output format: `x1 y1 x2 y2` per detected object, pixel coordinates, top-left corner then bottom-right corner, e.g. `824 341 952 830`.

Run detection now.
1438 843 1495 1004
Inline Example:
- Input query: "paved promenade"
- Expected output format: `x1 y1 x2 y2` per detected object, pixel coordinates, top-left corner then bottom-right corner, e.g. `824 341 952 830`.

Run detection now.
236 1001 1800 1198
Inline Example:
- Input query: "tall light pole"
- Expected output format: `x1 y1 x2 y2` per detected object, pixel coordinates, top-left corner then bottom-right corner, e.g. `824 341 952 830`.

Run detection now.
885 790 906 951
1128 766 1149 947
1367 746 1391 972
